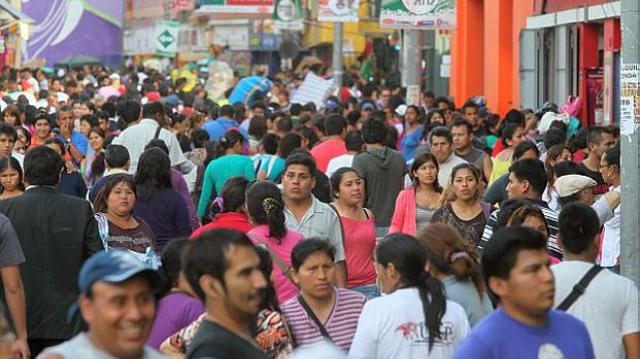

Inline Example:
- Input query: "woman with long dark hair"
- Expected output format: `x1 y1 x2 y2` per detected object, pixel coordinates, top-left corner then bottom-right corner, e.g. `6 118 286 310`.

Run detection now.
0 156 24 200
134 148 191 250
389 152 442 236
400 105 424 162
349 233 469 358
191 176 252 237
246 180 303 303
197 129 255 220
420 223 492 327
330 167 377 298
82 126 107 186
488 122 525 185
431 163 488 245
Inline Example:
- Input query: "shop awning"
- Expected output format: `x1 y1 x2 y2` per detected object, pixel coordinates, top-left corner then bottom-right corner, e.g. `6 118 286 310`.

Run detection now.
0 0 33 26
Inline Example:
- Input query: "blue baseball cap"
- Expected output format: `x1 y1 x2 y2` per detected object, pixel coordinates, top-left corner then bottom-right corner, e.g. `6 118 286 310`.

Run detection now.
78 250 163 295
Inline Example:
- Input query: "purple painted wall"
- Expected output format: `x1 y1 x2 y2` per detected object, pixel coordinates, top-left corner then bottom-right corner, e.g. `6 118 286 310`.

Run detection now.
21 0 124 65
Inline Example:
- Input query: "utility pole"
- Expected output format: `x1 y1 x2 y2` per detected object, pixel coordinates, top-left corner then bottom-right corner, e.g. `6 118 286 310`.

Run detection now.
402 29 421 106
332 22 344 89
620 0 640 286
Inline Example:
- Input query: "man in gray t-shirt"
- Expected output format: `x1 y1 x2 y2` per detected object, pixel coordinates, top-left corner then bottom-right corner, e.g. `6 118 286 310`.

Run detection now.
0 214 28 359
452 119 492 181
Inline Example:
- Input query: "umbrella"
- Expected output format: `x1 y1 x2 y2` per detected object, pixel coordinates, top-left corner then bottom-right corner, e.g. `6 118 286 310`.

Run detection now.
228 76 273 106
55 55 101 68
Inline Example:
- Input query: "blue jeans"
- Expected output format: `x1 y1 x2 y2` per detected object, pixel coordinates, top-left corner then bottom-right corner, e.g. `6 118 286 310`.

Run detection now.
350 284 379 300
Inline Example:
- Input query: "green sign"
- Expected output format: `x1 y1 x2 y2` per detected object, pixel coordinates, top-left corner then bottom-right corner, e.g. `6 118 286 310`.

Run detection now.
155 20 180 56
273 0 303 31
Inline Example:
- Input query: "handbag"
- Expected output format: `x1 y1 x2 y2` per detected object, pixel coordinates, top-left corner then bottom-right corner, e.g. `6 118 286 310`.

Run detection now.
95 213 162 269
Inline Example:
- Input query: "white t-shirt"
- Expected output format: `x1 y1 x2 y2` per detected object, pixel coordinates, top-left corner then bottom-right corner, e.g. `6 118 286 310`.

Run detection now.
349 287 470 359
437 154 467 189
326 153 355 178
601 186 621 267
552 260 639 359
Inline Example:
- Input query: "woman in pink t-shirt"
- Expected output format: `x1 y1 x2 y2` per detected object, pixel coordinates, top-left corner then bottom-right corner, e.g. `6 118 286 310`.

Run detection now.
329 167 378 299
246 181 303 303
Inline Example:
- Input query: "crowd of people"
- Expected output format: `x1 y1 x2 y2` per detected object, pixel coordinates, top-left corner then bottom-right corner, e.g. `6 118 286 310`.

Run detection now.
0 62 636 359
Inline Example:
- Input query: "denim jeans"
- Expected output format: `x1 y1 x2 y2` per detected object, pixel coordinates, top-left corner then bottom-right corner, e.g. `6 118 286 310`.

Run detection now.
350 284 380 300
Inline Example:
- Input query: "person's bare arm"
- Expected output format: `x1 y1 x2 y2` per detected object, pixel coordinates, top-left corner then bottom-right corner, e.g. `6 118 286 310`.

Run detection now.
60 122 83 164
482 154 493 183
0 266 29 359
623 332 639 359
335 261 347 288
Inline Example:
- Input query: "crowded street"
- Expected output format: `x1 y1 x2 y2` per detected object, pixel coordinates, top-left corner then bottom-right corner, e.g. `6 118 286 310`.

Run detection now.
0 0 636 358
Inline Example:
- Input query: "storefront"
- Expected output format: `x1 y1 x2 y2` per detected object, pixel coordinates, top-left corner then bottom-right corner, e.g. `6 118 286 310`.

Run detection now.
0 0 32 69
523 1 620 126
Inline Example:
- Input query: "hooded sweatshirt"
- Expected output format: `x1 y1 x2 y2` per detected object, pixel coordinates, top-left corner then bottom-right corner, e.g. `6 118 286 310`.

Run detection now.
352 146 406 227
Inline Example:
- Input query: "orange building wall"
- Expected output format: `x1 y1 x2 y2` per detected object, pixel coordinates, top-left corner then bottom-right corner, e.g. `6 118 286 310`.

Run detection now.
451 0 535 116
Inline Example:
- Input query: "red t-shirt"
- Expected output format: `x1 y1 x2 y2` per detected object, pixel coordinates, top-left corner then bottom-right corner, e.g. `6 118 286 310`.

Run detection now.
190 212 252 239
310 139 347 173
341 213 377 288
491 139 505 157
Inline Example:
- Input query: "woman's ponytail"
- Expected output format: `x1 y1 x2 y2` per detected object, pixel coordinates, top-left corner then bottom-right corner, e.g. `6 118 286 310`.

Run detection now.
263 197 286 240
417 272 446 351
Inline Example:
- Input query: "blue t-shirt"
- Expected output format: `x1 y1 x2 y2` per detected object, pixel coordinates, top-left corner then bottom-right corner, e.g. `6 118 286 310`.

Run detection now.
400 125 423 162
260 156 285 182
57 131 89 157
202 117 248 142
454 309 594 359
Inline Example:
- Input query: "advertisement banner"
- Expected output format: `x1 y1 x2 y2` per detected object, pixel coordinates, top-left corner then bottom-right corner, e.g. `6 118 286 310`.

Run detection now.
380 0 455 29
620 63 640 135
155 20 180 57
273 0 304 30
318 0 359 22
22 0 124 65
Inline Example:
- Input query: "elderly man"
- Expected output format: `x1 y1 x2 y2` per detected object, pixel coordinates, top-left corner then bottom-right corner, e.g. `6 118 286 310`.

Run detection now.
38 250 165 358
555 174 620 226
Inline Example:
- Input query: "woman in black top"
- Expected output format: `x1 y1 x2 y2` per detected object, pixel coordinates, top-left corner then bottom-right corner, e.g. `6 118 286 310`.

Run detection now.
431 163 487 245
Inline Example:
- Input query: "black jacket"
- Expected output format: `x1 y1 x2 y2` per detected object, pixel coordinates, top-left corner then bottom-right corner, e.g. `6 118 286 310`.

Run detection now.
0 186 102 339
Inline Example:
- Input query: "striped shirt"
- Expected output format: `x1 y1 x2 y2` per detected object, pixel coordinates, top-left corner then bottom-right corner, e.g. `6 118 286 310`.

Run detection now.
477 199 563 259
281 287 365 352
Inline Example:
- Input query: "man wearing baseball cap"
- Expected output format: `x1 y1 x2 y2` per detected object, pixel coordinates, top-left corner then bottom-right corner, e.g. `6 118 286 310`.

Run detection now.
38 250 166 359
